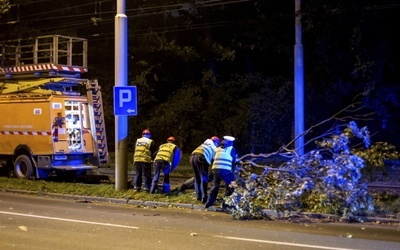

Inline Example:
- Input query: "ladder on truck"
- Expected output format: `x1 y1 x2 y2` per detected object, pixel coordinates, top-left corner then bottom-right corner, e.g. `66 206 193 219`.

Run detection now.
87 79 109 164
0 35 109 164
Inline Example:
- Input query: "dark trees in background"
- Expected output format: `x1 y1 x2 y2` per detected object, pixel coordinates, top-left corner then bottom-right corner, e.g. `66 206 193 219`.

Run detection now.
301 0 400 150
1 1 399 155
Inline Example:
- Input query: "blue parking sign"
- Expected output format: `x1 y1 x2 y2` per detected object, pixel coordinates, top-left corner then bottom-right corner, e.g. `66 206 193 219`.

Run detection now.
113 86 137 116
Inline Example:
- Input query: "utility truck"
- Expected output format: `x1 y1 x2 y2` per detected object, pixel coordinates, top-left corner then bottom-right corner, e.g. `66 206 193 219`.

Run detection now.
0 35 108 179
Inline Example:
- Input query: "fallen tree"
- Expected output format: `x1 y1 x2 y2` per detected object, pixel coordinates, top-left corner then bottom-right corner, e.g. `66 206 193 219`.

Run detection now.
225 104 398 220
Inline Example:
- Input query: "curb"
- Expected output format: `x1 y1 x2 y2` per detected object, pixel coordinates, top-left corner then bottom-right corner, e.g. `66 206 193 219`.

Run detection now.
3 188 400 224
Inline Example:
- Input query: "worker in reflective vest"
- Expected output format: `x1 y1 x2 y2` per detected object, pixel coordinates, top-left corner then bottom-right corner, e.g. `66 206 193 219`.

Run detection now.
205 135 236 209
133 129 156 192
150 136 181 194
190 136 220 203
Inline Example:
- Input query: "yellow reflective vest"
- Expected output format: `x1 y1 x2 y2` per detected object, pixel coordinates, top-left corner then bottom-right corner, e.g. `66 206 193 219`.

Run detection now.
155 142 176 164
192 144 215 165
133 137 153 163
212 146 233 171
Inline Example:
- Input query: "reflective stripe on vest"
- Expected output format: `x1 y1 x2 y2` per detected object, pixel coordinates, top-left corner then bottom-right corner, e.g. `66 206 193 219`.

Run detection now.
155 142 176 164
133 137 153 163
212 146 233 170
192 144 215 165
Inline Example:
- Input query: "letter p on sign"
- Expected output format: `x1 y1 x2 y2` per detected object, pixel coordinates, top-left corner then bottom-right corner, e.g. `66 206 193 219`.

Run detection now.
119 89 131 106
113 86 137 116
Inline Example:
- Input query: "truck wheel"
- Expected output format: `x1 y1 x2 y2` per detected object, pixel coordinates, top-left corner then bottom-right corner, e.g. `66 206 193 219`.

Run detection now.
14 155 34 179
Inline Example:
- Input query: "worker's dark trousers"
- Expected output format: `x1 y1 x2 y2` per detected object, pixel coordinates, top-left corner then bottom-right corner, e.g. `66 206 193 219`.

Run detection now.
190 154 211 203
205 168 234 208
133 162 152 191
150 161 171 194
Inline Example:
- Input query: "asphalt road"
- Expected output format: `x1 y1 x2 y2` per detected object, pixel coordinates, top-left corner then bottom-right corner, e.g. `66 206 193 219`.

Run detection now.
1 192 400 250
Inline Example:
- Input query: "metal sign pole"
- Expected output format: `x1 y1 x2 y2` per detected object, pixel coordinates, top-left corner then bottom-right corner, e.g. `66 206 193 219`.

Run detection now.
115 0 128 190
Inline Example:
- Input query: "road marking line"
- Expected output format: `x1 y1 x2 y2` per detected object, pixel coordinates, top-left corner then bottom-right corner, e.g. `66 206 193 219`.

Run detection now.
215 235 357 250
0 211 139 229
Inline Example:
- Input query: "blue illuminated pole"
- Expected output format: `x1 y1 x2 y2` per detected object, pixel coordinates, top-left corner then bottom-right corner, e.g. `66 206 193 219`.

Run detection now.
115 0 128 190
294 0 304 155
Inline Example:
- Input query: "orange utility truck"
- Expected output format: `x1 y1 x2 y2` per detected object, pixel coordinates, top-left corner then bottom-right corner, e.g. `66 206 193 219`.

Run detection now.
0 35 108 179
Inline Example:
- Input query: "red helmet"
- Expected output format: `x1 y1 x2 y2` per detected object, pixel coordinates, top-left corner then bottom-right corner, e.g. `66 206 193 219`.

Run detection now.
211 136 220 144
167 136 175 143
142 129 151 136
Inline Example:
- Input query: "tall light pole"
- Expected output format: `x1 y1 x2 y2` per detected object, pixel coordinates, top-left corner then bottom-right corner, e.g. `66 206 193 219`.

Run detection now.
294 0 304 155
115 0 128 190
